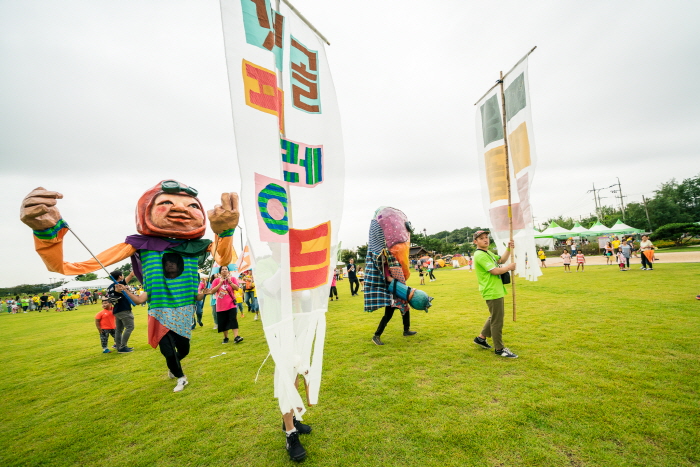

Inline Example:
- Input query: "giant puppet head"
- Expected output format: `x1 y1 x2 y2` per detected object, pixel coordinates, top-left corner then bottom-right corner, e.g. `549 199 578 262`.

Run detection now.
368 206 432 311
372 206 412 280
135 180 206 240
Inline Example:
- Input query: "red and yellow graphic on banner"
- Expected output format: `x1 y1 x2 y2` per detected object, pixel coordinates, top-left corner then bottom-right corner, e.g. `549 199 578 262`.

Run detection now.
242 59 285 132
289 221 331 291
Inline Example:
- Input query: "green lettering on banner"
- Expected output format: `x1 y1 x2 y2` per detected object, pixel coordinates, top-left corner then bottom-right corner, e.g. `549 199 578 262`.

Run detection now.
480 94 503 147
505 73 526 122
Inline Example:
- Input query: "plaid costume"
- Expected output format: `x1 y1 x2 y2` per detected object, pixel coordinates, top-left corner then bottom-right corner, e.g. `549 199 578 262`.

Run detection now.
364 219 409 314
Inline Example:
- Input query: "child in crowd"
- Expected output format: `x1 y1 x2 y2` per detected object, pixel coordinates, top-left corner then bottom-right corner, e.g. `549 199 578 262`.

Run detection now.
576 250 585 271
329 273 338 301
234 276 245 318
419 266 425 285
617 251 627 271
56 297 63 312
561 249 572 272
95 299 116 353
468 254 473 271
537 248 547 268
358 267 365 292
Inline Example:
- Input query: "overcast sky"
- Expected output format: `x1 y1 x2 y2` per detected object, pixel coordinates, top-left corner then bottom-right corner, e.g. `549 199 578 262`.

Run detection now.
1 0 699 287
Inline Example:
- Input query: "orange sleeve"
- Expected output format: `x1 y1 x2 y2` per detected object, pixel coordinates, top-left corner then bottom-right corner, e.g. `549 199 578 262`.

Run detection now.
33 227 136 275
210 234 237 267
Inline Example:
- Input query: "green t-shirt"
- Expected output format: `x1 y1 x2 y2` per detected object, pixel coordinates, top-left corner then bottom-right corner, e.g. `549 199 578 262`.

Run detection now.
474 249 507 300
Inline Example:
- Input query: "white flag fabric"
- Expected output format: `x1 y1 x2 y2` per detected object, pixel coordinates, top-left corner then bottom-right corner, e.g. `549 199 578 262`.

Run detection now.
475 57 542 281
220 0 345 416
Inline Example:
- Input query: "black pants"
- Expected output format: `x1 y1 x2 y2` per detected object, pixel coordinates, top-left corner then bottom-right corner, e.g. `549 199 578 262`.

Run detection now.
375 306 410 336
641 252 653 269
428 269 436 280
349 277 360 295
329 286 338 298
158 331 190 378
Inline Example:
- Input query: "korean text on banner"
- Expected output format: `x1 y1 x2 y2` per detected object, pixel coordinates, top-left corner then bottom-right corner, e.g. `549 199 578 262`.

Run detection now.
219 0 345 415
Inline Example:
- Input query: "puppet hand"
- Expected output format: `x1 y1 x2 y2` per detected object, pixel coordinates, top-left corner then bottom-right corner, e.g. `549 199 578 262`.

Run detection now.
20 187 64 231
208 192 240 234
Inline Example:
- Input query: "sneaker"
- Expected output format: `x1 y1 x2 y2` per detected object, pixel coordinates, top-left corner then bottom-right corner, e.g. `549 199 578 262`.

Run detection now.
285 431 307 462
640 267 646 270
118 347 133 353
473 336 492 349
234 336 244 344
112 345 117 349
167 371 176 379
240 313 244 318
222 337 229 344
495 347 518 358
372 335 384 346
213 326 218 330
173 376 188 393
282 416 312 435
403 330 417 336
254 315 258 320
198 321 203 327
102 348 111 354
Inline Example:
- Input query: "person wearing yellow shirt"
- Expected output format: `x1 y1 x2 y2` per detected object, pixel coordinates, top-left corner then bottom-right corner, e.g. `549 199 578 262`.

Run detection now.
537 248 547 268
612 236 621 252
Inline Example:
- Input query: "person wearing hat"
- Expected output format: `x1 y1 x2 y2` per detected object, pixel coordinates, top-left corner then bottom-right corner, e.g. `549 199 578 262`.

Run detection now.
471 230 518 358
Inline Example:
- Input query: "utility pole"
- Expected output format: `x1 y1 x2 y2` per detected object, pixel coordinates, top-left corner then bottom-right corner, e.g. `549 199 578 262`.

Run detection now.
616 177 626 220
588 183 601 219
609 178 626 220
642 195 652 231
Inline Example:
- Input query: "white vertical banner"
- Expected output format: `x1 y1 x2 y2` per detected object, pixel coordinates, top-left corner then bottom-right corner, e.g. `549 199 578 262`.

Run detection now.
475 57 541 281
220 0 345 415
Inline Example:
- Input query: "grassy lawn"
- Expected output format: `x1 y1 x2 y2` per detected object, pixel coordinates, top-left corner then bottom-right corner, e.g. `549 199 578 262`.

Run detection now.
1 264 699 466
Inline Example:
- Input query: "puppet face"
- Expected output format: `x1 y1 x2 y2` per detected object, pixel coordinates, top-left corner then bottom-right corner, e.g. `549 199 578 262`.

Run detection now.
136 180 207 239
150 193 205 232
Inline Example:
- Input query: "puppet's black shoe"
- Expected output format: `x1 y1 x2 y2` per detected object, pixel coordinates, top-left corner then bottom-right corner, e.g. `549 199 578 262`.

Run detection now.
282 416 312 434
286 431 307 462
372 335 384 345
403 330 417 336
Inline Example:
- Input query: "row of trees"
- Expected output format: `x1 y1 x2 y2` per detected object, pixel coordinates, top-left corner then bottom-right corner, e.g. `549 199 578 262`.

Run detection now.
544 174 700 232
341 226 488 263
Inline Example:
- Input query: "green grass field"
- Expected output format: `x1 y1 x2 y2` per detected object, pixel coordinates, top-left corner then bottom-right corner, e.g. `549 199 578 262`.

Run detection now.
1 264 699 466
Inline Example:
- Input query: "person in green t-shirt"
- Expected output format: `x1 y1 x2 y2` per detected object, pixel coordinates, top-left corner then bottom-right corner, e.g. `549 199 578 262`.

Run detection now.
471 230 518 358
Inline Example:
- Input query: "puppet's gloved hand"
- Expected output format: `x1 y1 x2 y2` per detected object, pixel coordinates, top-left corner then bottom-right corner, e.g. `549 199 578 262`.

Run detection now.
208 192 240 234
20 187 64 231
388 279 433 311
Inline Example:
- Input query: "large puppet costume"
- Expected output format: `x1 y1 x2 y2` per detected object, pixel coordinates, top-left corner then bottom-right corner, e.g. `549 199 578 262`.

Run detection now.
364 207 433 345
20 181 238 392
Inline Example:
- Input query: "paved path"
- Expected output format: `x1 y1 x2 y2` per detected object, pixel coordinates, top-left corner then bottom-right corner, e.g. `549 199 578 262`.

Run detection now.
544 250 700 267
455 250 700 269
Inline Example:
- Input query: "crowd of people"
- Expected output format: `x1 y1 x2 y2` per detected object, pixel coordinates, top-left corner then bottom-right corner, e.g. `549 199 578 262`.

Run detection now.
535 234 658 272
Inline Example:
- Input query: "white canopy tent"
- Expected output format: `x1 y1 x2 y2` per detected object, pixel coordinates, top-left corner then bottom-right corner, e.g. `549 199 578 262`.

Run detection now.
569 222 590 235
50 278 112 292
536 221 572 239
587 221 614 234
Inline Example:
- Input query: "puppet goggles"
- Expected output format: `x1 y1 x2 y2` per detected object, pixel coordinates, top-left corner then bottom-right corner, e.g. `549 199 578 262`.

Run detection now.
161 180 198 197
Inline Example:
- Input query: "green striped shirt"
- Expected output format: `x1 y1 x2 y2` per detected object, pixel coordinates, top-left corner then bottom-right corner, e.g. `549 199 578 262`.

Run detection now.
141 250 199 308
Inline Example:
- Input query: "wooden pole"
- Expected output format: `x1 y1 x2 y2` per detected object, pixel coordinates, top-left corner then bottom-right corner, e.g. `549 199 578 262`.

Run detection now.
498 71 516 321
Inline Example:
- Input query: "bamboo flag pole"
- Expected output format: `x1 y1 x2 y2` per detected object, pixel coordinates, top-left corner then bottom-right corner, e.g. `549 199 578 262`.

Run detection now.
498 71 517 322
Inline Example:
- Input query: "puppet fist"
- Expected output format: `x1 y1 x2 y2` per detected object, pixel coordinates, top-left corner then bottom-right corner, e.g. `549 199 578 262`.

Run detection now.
20 187 64 231
208 192 240 234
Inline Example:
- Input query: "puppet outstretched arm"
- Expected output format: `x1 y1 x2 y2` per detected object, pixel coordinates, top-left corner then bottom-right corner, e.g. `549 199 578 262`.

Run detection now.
33 221 136 275
210 229 237 267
